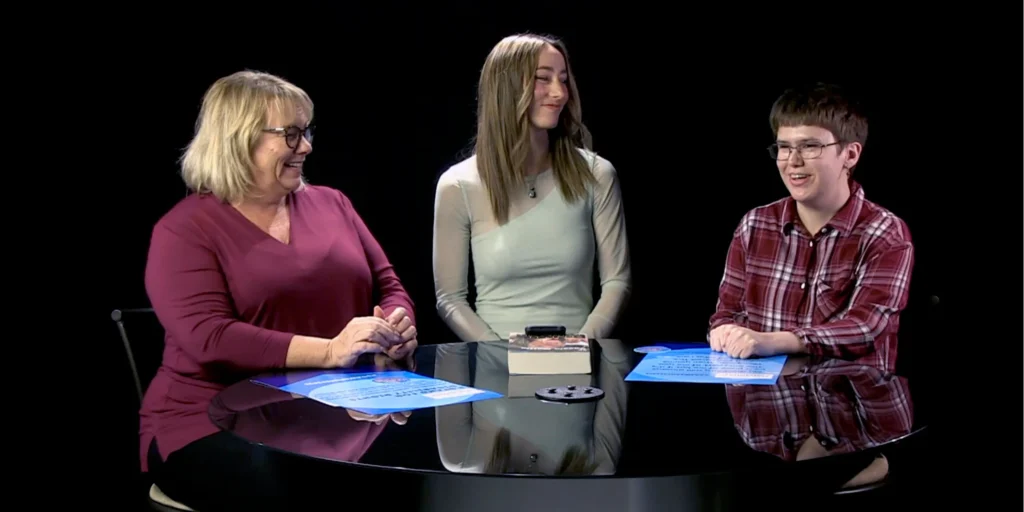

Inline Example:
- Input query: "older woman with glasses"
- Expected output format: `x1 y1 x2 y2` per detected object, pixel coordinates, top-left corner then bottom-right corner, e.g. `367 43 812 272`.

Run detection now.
139 70 418 509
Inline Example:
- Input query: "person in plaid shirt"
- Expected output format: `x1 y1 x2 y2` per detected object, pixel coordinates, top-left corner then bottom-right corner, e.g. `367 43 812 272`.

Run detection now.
708 83 914 373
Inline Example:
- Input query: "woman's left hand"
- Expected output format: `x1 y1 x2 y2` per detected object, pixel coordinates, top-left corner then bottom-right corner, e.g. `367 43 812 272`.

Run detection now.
376 306 416 342
374 306 418 369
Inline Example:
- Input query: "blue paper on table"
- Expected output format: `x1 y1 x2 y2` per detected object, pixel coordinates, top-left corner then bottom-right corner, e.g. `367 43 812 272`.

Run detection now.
251 369 503 415
646 341 707 350
625 347 787 385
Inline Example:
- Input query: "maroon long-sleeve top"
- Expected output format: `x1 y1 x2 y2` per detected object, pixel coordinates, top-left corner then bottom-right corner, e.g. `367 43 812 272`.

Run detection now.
139 184 415 471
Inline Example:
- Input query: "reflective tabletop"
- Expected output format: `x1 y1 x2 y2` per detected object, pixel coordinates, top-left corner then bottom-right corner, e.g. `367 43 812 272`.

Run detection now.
209 339 928 508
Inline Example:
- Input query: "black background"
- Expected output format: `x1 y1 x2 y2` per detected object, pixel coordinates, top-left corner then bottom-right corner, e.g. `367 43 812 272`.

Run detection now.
73 4 1018 508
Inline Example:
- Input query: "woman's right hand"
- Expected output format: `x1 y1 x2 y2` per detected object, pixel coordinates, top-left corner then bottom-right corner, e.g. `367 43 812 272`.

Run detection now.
326 316 403 368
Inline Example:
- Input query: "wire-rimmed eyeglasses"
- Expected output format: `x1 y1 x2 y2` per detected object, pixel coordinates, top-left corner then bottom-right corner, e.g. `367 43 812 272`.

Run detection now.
263 124 314 151
767 141 840 160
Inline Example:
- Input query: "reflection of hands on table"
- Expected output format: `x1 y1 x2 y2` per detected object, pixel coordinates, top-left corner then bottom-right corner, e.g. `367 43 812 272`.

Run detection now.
347 409 413 425
374 351 416 372
727 355 807 387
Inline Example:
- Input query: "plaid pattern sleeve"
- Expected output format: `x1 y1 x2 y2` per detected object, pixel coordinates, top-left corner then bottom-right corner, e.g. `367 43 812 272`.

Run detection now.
708 182 914 373
708 222 751 334
790 221 913 361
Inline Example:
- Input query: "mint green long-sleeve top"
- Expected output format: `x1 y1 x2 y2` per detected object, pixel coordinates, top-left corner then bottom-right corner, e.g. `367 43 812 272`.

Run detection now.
432 148 632 342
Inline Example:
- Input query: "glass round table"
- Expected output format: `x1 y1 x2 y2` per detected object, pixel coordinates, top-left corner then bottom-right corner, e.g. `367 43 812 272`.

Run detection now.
209 339 929 511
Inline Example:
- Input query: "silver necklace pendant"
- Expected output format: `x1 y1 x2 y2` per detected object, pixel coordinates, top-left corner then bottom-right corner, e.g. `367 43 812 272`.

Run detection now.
528 187 536 198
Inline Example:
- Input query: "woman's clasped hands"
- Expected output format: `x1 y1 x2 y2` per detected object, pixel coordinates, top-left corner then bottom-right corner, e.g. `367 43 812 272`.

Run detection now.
325 306 418 368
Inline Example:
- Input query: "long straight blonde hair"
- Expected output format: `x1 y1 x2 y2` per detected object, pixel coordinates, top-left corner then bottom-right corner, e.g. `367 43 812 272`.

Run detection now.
473 33 596 225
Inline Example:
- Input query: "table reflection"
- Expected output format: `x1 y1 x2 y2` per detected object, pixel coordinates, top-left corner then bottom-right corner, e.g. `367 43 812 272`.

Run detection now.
208 371 402 462
434 339 632 476
726 354 913 488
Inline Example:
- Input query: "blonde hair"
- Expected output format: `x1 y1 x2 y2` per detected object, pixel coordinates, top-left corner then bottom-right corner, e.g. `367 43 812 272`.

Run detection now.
473 33 596 224
180 70 314 203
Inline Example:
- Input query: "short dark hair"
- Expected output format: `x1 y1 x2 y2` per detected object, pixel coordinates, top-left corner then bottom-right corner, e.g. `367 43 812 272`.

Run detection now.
769 82 868 149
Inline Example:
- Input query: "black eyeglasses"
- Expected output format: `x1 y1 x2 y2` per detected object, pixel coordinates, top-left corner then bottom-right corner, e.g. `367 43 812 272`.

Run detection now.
767 141 840 160
263 124 314 150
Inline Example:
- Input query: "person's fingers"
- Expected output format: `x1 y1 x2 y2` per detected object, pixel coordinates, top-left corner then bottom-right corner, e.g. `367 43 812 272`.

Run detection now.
348 410 384 422
361 326 401 347
717 333 729 353
386 345 405 361
355 316 400 332
347 318 398 343
353 328 386 346
709 331 723 351
711 326 733 351
374 353 396 371
738 343 755 359
390 337 418 359
372 319 404 343
374 306 386 319
394 317 413 334
724 336 741 357
745 337 758 358
731 339 748 358
350 341 386 356
727 334 756 358
389 412 409 425
386 307 407 325
724 328 747 348
367 414 386 424
729 335 746 356
400 325 417 342
721 329 735 347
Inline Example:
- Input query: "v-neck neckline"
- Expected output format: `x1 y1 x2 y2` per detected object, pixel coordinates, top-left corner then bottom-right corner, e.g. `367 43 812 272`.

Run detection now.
226 193 295 247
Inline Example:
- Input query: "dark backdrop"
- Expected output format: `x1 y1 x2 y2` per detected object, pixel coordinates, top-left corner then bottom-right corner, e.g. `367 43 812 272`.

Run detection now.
88 5 1018 508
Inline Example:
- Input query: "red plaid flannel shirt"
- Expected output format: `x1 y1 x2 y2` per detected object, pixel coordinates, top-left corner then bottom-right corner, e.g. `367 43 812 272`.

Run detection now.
708 181 914 373
726 358 914 461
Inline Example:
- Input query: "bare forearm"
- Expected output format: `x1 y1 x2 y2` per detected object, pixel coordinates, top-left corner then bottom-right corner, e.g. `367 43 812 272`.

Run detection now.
285 335 331 368
761 331 806 355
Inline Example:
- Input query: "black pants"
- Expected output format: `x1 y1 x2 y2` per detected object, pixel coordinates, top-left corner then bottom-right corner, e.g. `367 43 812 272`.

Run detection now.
148 432 295 510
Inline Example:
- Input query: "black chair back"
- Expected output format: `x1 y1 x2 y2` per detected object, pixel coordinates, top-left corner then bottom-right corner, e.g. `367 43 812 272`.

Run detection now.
111 307 165 405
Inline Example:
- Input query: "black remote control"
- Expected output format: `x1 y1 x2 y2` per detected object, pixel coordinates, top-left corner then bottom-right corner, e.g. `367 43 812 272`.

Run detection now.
525 325 566 336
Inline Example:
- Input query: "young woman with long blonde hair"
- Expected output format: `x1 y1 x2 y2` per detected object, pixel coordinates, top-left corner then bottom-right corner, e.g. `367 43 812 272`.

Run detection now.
433 33 631 342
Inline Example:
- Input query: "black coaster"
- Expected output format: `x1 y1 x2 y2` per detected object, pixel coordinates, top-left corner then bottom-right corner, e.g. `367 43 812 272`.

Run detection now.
535 385 604 403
